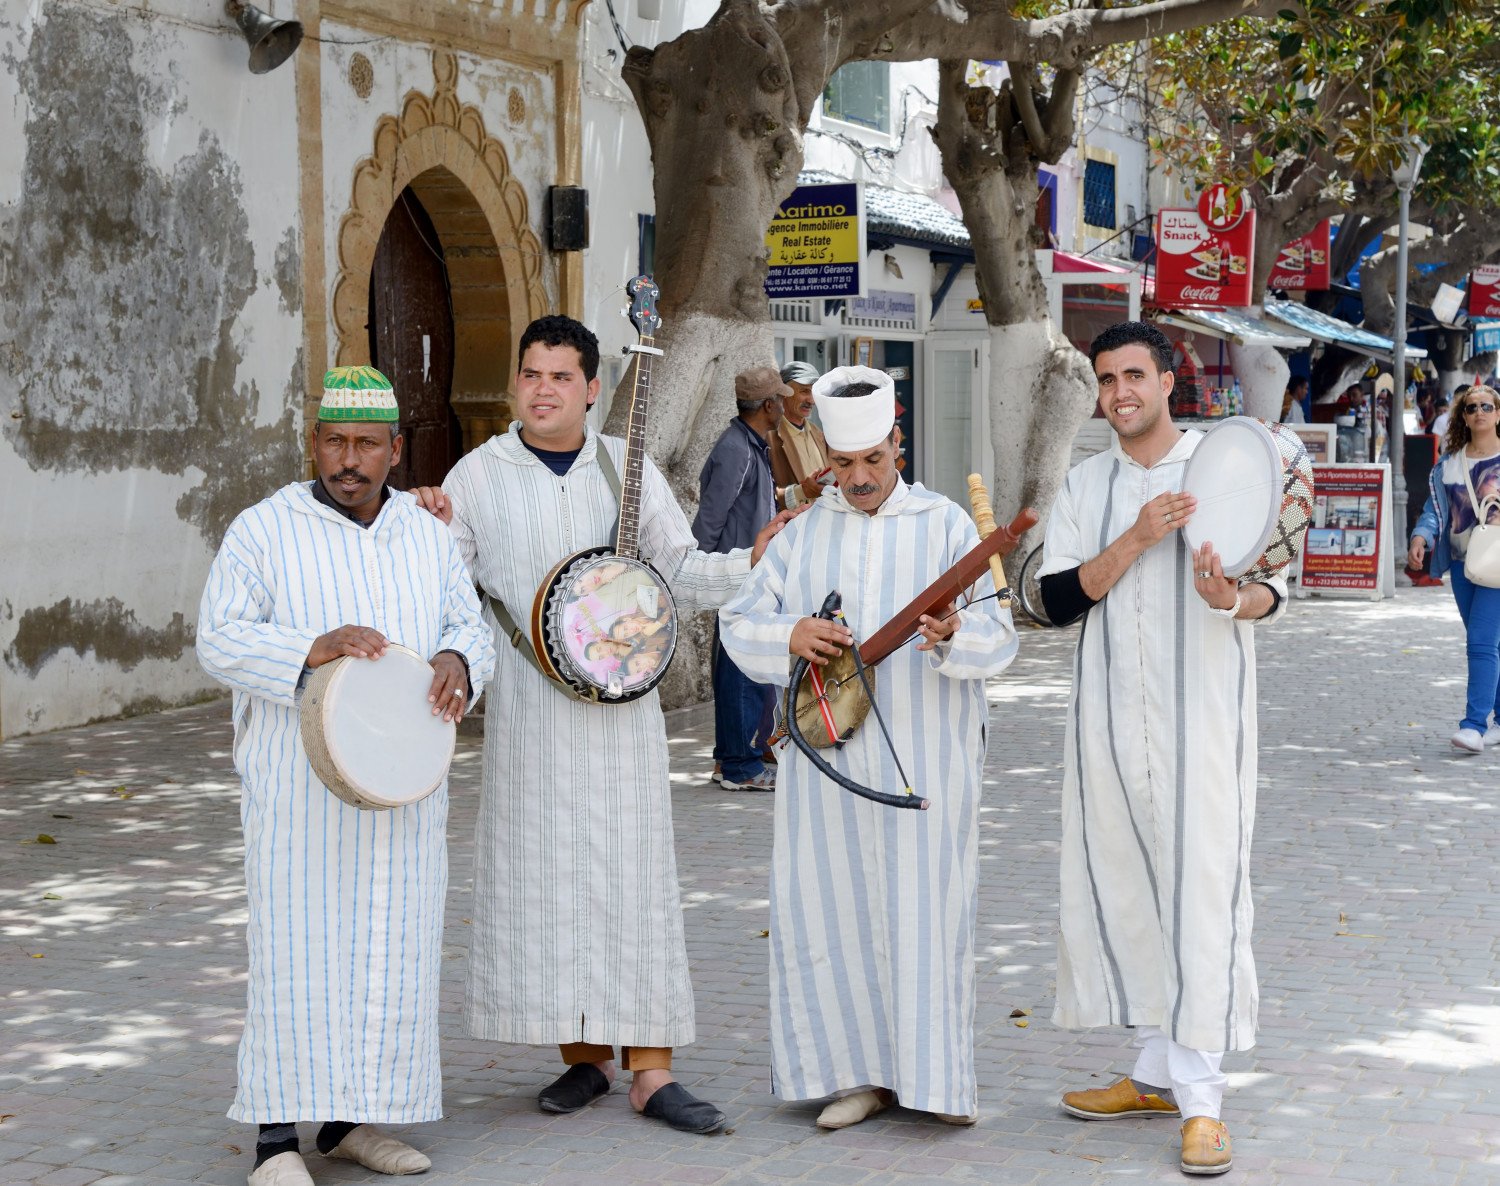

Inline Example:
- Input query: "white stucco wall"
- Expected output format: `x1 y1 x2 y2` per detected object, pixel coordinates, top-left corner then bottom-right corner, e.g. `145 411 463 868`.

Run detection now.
0 0 302 738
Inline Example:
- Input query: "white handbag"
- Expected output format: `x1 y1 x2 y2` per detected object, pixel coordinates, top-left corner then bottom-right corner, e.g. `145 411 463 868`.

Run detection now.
1460 457 1500 588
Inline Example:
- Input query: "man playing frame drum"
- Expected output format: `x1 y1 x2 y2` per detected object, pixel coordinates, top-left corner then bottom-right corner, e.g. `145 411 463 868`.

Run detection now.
198 367 496 1185
718 367 1019 1129
1036 323 1287 1177
412 316 796 1135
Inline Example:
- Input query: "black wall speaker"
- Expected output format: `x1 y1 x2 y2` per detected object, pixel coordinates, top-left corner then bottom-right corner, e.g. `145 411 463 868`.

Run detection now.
548 186 589 252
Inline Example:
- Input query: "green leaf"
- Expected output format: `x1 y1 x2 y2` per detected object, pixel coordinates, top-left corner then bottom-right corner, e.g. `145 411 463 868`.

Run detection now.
1278 32 1304 58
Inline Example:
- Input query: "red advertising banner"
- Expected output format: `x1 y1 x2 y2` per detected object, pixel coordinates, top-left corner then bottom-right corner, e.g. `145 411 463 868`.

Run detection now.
1470 264 1500 318
1299 464 1386 593
1155 206 1256 308
1268 220 1332 291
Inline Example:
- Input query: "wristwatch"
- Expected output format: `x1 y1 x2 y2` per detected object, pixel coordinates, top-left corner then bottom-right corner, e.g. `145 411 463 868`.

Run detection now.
1206 591 1242 618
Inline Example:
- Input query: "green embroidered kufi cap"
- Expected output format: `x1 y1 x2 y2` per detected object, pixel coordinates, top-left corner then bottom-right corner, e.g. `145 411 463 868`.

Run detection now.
319 365 399 422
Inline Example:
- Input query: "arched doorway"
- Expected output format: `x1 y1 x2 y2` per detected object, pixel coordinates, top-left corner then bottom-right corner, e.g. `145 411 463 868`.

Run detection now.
368 186 460 490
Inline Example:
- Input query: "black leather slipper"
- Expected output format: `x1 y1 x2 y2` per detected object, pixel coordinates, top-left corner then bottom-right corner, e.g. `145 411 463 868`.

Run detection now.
641 1082 726 1134
538 1062 611 1113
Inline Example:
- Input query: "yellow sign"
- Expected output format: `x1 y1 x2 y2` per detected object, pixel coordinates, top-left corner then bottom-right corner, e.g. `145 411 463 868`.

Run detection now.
765 182 863 299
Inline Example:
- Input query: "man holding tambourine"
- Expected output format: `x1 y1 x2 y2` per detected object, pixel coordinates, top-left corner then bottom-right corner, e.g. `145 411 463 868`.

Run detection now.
1037 322 1287 1178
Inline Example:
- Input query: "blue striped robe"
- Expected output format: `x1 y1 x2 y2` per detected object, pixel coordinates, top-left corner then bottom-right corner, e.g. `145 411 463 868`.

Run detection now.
719 480 1018 1116
444 425 751 1049
197 483 496 1123
1040 431 1286 1054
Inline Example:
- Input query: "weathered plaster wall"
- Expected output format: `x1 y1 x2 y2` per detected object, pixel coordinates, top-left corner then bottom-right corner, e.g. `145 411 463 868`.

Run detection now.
0 0 303 737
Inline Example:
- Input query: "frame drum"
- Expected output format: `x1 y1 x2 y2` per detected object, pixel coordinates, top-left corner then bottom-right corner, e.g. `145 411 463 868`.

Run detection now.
1182 416 1314 580
300 643 456 810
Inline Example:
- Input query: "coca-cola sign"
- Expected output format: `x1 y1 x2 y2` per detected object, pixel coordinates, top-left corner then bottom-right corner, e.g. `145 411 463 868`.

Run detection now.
1471 265 1500 319
1154 202 1256 309
1268 220 1332 291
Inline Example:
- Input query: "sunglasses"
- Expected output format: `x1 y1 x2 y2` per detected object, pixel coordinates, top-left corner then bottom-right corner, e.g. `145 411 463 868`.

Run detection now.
1465 402 1497 415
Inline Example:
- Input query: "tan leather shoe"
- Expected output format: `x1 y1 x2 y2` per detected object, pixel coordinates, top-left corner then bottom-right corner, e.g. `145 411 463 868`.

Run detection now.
1180 1117 1232 1175
935 1111 978 1125
1061 1076 1180 1120
327 1125 431 1174
816 1088 893 1129
248 1151 314 1186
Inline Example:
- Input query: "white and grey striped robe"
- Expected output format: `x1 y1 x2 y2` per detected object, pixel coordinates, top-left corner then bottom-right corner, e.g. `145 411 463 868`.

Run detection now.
197 484 496 1123
719 480 1019 1116
1039 431 1287 1054
444 424 750 1050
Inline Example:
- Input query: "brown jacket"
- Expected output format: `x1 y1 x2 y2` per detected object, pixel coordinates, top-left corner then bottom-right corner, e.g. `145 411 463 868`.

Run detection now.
769 418 829 504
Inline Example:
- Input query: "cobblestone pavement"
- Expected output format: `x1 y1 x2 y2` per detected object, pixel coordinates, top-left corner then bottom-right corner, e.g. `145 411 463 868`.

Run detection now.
3 588 1499 1186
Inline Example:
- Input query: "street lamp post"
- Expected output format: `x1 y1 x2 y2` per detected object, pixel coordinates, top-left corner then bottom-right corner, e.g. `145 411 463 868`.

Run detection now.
1390 138 1427 578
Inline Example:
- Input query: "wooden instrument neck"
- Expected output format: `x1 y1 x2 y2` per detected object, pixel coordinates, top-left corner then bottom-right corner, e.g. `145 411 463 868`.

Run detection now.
616 334 654 561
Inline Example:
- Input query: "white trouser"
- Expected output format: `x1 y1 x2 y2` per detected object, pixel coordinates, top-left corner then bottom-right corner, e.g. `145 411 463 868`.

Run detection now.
1131 1026 1227 1120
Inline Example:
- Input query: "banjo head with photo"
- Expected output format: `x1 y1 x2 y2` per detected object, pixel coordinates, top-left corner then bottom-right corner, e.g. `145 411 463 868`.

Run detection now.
536 548 679 703
299 643 456 810
1182 415 1315 581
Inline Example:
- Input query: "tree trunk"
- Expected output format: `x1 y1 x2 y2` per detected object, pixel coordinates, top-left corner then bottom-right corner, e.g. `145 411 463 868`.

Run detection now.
931 60 1094 552
1227 340 1289 420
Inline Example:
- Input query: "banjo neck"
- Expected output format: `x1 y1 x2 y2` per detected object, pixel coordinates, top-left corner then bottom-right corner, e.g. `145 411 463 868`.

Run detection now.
617 333 658 562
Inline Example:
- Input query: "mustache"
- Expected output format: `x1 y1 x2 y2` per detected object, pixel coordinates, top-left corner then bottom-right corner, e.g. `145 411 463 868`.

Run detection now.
847 482 880 496
331 470 368 485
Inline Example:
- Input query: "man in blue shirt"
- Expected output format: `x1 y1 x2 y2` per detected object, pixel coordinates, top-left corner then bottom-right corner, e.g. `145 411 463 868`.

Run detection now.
694 367 785 790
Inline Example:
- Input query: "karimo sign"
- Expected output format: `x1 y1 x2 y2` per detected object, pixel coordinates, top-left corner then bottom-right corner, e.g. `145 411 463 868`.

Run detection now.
765 181 865 300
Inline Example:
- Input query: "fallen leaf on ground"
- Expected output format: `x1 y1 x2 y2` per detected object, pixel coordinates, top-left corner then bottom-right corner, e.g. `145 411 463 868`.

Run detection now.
41 893 61 900
29 953 43 958
34 834 56 844
51 813 72 819
223 1144 242 1155
114 788 133 799
0 1114 15 1122
758 930 770 938
1009 1007 1031 1018
1015 1019 1029 1028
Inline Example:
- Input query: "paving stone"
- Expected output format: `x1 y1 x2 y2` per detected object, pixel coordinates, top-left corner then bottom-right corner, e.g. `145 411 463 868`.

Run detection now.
2 589 1497 1183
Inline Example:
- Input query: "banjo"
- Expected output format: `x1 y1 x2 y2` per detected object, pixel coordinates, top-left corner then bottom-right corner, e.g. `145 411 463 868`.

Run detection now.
526 276 678 703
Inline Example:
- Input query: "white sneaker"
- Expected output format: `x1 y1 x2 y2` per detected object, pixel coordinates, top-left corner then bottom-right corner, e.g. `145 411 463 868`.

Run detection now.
1485 724 1500 747
1451 727 1484 754
817 1088 893 1129
248 1152 314 1186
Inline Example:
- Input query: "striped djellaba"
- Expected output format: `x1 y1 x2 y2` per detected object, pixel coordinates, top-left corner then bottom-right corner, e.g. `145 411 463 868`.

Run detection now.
1039 431 1287 1055
198 484 496 1123
720 480 1019 1118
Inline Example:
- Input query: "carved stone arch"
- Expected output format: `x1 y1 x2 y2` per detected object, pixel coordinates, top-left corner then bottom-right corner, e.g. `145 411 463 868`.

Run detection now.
330 50 549 451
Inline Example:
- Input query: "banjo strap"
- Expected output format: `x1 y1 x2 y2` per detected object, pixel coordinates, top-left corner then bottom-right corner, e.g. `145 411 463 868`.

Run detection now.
483 441 626 704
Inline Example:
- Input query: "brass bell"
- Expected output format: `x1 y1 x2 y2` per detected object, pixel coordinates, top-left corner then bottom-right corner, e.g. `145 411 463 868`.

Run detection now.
225 1 304 75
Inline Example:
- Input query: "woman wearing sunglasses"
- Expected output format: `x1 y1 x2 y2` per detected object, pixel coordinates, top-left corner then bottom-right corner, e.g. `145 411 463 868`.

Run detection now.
1409 385 1500 752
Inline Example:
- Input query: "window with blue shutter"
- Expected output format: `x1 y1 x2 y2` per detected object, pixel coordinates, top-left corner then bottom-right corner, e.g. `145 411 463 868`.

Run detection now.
1083 160 1117 230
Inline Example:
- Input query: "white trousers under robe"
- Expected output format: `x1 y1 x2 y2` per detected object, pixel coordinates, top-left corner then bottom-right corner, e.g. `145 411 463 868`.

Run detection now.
1131 1026 1226 1120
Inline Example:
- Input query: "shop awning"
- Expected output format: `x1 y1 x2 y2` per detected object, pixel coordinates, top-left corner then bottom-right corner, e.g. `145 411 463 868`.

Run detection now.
1262 299 1428 362
1154 306 1310 349
1473 321 1500 354
1049 250 1133 276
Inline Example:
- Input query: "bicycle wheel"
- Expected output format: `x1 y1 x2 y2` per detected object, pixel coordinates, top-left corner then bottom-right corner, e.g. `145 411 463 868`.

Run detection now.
1013 542 1054 627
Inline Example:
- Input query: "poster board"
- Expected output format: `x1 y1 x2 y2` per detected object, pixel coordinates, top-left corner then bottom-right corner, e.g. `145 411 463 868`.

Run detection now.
765 182 865 300
1295 463 1393 600
1287 424 1335 465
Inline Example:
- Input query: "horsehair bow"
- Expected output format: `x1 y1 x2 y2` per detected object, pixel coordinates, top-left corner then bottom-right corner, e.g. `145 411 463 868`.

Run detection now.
786 592 930 812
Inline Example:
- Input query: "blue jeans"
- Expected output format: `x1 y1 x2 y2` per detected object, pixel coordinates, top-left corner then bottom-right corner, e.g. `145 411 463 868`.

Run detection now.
711 629 772 782
1449 560 1500 732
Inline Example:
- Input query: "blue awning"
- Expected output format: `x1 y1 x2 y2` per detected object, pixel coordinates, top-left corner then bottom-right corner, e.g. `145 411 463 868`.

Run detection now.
1263 299 1428 362
1473 322 1500 354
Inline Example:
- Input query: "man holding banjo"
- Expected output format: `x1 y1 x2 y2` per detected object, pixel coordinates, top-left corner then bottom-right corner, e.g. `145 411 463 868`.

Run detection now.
1037 321 1287 1177
412 313 797 1135
718 367 1019 1129
198 366 496 1185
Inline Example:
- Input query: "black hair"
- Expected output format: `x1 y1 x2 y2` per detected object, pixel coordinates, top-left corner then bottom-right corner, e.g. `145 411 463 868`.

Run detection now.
1088 321 1174 375
829 381 882 400
1289 375 1308 391
519 315 600 383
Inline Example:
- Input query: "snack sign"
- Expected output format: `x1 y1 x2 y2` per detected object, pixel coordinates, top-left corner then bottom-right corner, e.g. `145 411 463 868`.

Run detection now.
1154 202 1256 308
1268 220 1332 291
1470 264 1500 319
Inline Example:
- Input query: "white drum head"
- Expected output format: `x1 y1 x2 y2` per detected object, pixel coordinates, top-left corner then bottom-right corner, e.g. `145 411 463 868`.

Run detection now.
306 644 455 809
1182 417 1281 578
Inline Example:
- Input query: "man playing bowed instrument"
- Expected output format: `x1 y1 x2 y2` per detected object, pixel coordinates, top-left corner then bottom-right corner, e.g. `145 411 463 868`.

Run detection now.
719 367 1019 1129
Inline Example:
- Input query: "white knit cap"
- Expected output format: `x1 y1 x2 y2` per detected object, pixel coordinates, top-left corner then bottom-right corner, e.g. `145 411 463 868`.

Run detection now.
812 366 896 452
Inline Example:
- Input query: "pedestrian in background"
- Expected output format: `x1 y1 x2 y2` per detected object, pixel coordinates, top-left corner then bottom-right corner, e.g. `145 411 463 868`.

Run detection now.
693 366 786 791
1409 385 1500 753
770 362 831 508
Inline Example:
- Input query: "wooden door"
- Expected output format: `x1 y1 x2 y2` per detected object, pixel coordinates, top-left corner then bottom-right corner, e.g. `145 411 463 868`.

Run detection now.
368 187 460 490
